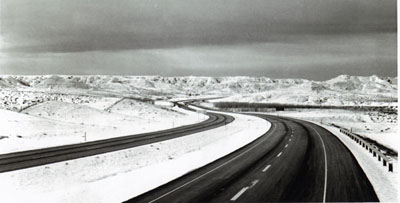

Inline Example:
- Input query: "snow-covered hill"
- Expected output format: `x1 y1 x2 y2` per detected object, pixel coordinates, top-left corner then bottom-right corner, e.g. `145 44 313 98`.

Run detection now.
0 74 396 107
211 75 396 106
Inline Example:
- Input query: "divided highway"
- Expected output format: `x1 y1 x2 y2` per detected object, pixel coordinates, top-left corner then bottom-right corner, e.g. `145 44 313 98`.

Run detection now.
0 111 234 173
128 113 378 202
1 102 379 202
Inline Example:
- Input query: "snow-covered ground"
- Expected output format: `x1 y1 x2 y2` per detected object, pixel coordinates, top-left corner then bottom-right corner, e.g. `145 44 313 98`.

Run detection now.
0 74 397 107
0 99 207 153
211 75 397 106
0 110 270 203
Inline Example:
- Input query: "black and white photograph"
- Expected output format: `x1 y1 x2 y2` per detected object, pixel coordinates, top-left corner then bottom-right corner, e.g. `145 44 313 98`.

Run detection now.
0 0 397 202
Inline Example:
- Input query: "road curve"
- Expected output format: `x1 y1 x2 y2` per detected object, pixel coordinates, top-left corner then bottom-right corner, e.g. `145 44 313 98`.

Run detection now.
0 111 234 173
127 113 378 202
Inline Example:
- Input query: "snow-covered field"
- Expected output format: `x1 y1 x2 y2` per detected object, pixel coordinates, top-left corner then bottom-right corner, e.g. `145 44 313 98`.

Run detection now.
0 111 270 203
0 99 207 153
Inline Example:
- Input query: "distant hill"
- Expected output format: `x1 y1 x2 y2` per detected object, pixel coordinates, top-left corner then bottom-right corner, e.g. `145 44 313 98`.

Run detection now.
0 74 397 106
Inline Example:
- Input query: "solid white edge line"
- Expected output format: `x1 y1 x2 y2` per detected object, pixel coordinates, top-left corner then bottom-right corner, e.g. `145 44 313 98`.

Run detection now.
308 124 328 203
231 187 249 201
148 124 277 203
262 164 271 172
277 152 282 157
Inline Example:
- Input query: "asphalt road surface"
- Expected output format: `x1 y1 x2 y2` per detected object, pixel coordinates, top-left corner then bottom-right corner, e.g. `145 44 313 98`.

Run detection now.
128 114 378 202
0 111 234 173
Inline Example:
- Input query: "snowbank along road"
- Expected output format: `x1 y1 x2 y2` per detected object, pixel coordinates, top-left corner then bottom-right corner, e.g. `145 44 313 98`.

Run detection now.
128 113 378 202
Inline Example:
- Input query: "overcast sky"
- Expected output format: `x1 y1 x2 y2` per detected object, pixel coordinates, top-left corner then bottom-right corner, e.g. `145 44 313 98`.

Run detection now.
0 0 397 80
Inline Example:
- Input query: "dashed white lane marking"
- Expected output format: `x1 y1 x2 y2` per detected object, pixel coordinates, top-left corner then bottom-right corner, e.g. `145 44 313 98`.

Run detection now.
289 138 292 142
307 124 328 203
250 179 259 187
262 164 271 172
277 152 282 157
231 187 249 201
285 144 288 148
149 124 277 203
231 180 259 201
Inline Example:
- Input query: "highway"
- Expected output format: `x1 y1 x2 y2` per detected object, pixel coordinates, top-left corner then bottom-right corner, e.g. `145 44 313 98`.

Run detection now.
127 113 378 202
0 111 234 173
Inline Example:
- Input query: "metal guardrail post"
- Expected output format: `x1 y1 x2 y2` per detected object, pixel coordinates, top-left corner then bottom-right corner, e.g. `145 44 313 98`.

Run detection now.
337 126 394 172
389 163 393 172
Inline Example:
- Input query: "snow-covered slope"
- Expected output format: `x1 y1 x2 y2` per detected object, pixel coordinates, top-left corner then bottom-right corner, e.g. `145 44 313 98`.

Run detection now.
0 100 207 153
213 75 396 106
0 74 397 107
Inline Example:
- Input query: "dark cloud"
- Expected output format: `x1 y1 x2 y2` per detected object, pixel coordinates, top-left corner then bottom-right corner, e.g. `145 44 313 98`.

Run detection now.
0 0 396 79
1 33 396 80
1 0 396 53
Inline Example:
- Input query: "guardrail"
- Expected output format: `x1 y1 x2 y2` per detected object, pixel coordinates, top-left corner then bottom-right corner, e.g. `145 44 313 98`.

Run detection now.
338 127 394 172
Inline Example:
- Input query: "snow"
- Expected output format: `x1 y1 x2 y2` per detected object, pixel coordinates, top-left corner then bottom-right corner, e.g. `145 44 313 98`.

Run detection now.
0 75 396 108
210 75 397 106
0 100 207 153
0 111 271 203
0 88 122 112
154 100 174 107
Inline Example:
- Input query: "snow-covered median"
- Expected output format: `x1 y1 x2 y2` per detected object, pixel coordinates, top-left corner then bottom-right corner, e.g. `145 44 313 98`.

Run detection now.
0 110 270 203
0 100 207 153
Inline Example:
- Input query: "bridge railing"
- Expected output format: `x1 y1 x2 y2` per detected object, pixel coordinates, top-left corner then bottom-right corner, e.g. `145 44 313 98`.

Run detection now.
338 127 394 172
